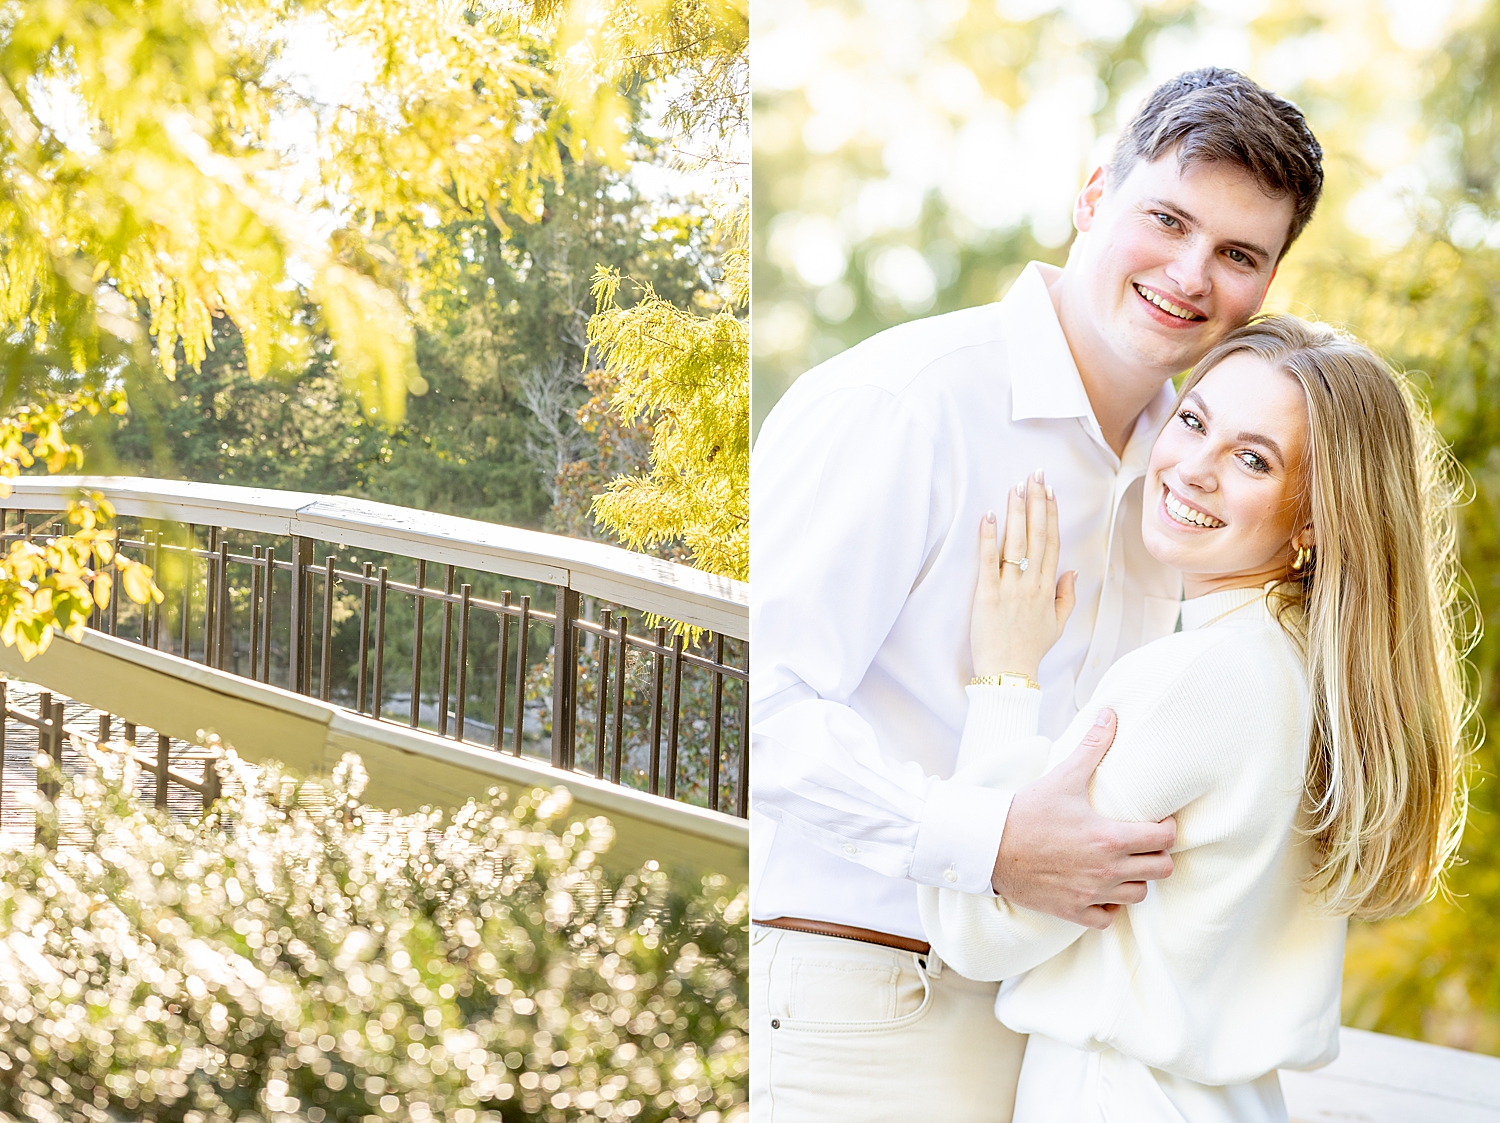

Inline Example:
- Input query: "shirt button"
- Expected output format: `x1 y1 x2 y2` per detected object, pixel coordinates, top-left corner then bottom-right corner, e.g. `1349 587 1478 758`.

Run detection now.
943 868 958 883
844 843 858 855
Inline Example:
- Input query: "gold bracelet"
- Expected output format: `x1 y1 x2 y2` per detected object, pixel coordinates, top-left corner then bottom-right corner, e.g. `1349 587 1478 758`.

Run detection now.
970 672 1040 690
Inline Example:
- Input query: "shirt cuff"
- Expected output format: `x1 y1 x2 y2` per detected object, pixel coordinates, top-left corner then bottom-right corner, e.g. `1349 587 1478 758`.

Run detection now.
909 779 1013 894
956 684 1042 771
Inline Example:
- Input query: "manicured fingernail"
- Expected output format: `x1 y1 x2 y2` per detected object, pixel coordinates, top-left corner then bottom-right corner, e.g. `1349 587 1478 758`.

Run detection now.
985 509 995 524
1016 481 1025 497
1034 468 1043 482
1046 485 1054 499
1094 710 1111 726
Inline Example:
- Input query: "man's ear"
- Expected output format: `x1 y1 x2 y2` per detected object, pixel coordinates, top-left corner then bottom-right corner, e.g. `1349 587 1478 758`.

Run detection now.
1074 166 1108 233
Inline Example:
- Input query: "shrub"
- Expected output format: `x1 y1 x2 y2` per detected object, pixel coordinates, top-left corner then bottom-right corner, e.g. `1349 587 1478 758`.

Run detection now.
0 747 748 1122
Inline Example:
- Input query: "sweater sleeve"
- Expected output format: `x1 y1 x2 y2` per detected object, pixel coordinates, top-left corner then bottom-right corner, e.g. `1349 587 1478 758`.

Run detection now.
917 683 1084 981
917 637 1242 982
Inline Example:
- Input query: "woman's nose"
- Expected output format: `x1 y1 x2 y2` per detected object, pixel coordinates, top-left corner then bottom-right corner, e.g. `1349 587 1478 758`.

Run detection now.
1175 451 1217 491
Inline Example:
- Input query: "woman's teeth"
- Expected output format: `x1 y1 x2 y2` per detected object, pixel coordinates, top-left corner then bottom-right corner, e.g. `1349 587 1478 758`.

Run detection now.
1135 284 1202 321
1165 490 1224 528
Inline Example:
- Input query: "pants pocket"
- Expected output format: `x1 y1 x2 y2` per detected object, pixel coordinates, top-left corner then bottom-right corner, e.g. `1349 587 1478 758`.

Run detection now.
778 953 934 1033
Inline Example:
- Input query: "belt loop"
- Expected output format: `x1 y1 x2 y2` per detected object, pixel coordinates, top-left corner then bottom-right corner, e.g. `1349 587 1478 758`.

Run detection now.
920 947 944 978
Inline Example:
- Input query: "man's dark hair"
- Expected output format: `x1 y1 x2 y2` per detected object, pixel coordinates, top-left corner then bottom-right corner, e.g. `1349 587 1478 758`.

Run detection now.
1112 67 1324 256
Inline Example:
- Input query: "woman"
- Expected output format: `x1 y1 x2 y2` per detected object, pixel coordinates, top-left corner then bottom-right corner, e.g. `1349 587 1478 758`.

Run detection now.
919 315 1472 1122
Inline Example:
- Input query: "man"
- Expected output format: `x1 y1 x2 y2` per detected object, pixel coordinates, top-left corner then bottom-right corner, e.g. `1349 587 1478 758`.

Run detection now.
749 68 1325 1121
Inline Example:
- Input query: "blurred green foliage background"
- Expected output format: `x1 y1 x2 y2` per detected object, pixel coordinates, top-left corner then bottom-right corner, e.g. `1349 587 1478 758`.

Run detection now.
754 0 1500 1054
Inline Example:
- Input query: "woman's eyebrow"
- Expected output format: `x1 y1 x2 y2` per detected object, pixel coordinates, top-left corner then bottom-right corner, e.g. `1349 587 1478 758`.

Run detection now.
1237 430 1285 464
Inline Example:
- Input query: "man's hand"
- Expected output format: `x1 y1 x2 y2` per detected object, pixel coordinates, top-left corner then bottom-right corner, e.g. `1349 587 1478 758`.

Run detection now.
990 708 1175 930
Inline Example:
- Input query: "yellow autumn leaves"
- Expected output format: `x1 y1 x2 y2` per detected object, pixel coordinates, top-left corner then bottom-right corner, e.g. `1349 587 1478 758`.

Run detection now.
0 497 161 661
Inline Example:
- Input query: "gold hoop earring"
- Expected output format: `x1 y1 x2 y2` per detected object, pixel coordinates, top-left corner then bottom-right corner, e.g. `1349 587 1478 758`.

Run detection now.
1292 545 1315 573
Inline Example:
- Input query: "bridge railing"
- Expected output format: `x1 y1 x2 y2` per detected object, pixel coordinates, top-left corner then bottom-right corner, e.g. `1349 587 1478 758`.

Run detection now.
0 477 750 818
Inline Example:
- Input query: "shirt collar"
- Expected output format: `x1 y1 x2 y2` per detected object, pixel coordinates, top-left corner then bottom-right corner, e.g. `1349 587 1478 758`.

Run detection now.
1001 263 1093 423
1001 261 1179 470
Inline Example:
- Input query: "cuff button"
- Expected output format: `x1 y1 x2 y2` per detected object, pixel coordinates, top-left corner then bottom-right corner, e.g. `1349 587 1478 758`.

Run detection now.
943 868 958 883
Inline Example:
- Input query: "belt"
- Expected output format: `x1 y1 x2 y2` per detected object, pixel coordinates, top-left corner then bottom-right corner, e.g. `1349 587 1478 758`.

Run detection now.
754 915 932 955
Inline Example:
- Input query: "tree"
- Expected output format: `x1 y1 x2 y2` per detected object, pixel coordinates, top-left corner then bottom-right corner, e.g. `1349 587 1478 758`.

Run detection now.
0 0 666 651
539 0 749 580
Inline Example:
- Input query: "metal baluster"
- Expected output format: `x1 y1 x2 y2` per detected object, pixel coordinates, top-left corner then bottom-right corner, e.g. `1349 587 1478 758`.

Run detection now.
551 587 579 770
611 616 628 784
437 565 455 736
493 592 511 751
180 527 194 660
709 634 725 812
594 609 612 780
512 595 530 757
108 555 119 636
304 555 316 689
142 530 156 646
98 713 110 747
260 547 275 683
372 567 388 720
648 627 666 794
410 559 427 728
90 539 102 631
249 546 263 679
665 633 684 800
216 540 230 669
356 562 373 713
156 733 169 810
205 527 220 663
454 583 471 741
288 537 315 694
149 532 162 649
320 556 335 700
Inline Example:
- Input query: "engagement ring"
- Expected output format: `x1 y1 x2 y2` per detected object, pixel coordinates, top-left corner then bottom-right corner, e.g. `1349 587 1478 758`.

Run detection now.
1002 556 1029 572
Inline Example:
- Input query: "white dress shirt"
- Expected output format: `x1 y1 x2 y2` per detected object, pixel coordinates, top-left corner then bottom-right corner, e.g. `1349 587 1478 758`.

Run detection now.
751 263 1183 940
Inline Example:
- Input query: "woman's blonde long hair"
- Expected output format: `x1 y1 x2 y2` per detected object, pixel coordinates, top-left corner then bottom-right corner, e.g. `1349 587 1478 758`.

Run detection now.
1176 315 1475 920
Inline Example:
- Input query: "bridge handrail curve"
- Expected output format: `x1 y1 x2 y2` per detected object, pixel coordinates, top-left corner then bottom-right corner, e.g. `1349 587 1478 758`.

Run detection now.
0 476 748 639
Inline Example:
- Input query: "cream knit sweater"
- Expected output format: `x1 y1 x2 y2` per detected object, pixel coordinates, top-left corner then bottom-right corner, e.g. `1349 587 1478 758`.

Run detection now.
918 585 1346 1086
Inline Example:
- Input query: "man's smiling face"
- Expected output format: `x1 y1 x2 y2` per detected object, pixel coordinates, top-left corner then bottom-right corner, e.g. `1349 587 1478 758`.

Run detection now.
1071 153 1296 379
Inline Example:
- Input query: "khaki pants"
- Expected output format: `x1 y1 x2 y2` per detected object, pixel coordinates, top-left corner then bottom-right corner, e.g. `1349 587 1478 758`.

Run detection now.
750 926 1026 1123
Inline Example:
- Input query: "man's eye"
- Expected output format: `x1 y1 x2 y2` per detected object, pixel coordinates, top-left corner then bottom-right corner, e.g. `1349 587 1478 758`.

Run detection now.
1156 213 1180 229
1178 410 1204 432
1226 249 1252 266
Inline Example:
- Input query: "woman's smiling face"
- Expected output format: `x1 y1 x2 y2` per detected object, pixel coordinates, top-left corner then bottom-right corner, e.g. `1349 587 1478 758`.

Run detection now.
1142 352 1312 598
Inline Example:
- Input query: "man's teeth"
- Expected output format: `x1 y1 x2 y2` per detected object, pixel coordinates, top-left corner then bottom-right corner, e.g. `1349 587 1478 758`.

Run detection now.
1165 491 1224 528
1135 284 1200 321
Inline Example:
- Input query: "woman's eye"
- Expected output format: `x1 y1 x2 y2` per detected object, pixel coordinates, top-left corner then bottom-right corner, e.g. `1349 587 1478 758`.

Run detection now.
1178 410 1204 432
1239 451 1270 473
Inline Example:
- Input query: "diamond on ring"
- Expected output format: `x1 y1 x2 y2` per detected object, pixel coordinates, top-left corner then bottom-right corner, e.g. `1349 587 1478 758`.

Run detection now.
1003 556 1029 572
